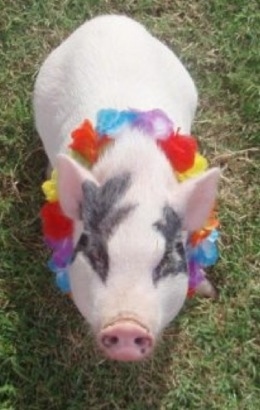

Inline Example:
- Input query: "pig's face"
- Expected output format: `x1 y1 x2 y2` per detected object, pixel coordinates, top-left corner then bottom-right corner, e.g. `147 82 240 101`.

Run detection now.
57 154 219 361
70 201 189 360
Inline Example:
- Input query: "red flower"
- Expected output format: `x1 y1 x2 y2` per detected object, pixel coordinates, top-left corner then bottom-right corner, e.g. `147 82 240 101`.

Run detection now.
158 133 198 172
41 201 73 240
187 287 196 298
69 120 111 164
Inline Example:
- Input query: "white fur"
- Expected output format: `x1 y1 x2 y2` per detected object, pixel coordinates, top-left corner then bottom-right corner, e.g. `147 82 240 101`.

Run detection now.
34 15 219 342
34 15 197 166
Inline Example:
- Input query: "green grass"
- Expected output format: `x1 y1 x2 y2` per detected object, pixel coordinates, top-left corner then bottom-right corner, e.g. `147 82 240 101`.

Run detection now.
0 0 259 409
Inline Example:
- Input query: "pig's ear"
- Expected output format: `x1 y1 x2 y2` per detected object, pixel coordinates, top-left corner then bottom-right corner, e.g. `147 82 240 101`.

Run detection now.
57 154 99 220
174 168 220 232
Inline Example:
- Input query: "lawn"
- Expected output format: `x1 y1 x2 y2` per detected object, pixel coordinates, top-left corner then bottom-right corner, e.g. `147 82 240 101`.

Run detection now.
0 0 259 409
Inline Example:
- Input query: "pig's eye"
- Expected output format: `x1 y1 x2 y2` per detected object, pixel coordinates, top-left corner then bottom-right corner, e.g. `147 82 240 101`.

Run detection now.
72 233 109 282
153 241 187 284
153 206 187 285
86 242 109 281
71 233 89 261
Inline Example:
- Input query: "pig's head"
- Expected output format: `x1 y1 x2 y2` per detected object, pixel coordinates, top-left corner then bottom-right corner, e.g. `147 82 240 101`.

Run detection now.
57 153 220 361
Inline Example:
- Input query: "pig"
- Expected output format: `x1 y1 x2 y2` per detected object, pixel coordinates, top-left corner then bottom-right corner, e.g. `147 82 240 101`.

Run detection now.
33 15 220 361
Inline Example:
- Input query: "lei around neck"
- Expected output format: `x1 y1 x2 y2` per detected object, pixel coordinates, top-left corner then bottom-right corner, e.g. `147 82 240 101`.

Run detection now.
41 109 219 297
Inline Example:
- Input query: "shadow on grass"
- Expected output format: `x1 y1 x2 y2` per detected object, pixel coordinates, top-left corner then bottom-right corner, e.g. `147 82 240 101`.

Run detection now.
1 138 182 410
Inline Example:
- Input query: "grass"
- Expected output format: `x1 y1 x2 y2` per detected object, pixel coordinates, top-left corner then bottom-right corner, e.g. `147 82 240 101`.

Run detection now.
0 0 259 409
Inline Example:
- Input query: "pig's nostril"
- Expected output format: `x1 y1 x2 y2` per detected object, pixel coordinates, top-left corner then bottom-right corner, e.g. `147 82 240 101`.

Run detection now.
134 337 152 354
134 337 146 347
102 335 119 348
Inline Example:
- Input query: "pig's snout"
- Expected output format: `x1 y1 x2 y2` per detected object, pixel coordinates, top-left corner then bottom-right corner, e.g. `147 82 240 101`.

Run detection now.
98 321 154 361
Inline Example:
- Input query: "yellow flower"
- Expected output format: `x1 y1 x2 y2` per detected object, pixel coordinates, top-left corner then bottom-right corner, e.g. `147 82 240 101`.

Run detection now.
41 170 58 202
176 153 208 182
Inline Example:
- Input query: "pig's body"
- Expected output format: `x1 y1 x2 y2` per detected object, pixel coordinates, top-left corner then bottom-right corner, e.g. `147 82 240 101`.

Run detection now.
34 15 219 361
34 15 197 165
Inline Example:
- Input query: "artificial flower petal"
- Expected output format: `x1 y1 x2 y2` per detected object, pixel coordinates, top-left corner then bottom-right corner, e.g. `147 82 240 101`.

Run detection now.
176 153 208 181
187 287 196 298
69 119 99 163
51 238 73 268
190 210 219 246
55 269 71 293
188 260 206 289
48 259 71 293
42 170 58 202
96 109 137 136
189 229 219 267
158 134 198 172
97 135 113 153
133 109 174 139
41 201 73 240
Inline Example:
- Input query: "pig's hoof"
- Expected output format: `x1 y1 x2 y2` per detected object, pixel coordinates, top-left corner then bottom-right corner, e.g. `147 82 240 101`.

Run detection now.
196 278 218 299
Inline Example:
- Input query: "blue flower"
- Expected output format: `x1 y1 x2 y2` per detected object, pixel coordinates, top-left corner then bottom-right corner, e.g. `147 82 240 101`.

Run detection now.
48 259 71 293
96 109 137 136
189 229 219 267
55 270 71 293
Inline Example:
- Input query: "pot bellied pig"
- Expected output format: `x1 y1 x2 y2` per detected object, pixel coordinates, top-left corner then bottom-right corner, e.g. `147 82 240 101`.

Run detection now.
34 15 220 362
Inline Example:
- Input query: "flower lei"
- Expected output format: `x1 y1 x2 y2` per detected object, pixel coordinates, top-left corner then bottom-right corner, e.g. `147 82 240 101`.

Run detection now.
41 109 219 297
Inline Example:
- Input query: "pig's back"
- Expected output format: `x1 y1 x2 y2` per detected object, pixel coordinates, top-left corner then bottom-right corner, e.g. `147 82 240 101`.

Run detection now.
34 15 197 165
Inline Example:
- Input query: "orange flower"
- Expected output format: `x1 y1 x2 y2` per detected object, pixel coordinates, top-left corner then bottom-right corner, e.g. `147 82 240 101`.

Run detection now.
69 119 112 164
190 210 219 246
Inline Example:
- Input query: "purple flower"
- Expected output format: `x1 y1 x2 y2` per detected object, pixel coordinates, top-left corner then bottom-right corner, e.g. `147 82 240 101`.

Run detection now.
53 238 73 268
132 109 174 139
45 237 73 268
188 260 206 289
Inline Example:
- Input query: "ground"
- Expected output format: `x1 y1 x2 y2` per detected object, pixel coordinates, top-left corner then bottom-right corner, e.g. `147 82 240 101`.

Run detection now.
0 1 259 409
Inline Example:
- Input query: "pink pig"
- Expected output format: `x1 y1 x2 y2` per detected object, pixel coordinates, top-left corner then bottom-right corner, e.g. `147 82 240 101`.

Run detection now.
34 15 220 361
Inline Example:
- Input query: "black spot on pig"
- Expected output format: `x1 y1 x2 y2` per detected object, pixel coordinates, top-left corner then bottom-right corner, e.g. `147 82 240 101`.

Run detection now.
72 232 109 282
82 172 133 236
72 172 136 282
153 206 187 284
